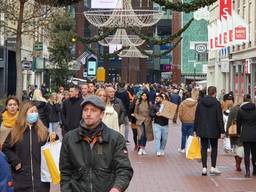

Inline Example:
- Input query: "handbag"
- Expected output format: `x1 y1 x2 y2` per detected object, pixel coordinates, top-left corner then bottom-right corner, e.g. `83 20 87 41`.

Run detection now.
228 120 237 137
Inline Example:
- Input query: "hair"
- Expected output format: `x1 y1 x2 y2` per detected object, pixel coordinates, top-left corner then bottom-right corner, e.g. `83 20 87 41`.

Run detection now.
32 89 47 102
138 91 150 105
4 96 20 112
184 91 191 100
191 88 199 100
95 88 109 104
208 86 217 96
243 94 251 102
118 81 126 88
48 92 57 104
10 101 48 145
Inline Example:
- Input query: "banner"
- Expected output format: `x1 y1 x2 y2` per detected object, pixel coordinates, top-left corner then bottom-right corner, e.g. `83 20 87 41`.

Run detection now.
219 0 232 19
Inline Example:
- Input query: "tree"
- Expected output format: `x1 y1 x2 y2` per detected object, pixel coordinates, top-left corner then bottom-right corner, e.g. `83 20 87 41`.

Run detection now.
47 11 76 90
0 0 59 100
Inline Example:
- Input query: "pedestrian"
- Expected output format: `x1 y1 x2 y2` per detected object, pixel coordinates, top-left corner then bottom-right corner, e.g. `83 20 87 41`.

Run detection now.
0 96 19 149
178 89 198 153
80 83 89 99
226 101 243 172
237 94 256 177
96 88 119 132
47 92 61 133
134 91 153 155
151 94 169 156
59 95 133 192
32 89 49 127
88 81 96 95
61 85 83 136
194 86 225 176
2 101 50 192
0 151 13 192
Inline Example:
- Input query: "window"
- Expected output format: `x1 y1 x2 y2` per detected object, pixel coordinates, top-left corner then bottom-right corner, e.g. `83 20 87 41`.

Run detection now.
0 47 4 61
197 53 208 61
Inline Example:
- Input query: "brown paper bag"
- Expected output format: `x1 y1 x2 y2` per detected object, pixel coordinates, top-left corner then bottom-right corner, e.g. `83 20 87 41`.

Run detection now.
159 101 177 120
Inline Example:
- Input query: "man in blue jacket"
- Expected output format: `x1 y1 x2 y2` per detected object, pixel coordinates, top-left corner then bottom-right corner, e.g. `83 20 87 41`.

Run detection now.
0 151 13 192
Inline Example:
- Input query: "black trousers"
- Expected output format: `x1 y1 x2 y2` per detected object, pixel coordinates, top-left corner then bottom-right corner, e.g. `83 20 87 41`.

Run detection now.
200 138 218 168
243 142 256 170
132 128 138 145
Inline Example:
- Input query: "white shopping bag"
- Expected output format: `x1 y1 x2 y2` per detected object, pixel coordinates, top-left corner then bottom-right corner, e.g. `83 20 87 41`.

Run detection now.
223 137 232 151
41 140 62 184
235 146 244 158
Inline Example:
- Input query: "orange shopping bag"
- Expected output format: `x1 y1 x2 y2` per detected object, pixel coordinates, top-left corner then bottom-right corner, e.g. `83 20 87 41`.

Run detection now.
186 136 201 160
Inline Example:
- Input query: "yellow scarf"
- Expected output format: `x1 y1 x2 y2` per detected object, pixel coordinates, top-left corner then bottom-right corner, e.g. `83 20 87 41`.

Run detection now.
2 111 19 128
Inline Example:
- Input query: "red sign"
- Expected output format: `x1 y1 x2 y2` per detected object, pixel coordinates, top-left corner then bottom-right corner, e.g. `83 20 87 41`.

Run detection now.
235 26 246 40
229 29 233 42
224 32 228 43
219 0 232 19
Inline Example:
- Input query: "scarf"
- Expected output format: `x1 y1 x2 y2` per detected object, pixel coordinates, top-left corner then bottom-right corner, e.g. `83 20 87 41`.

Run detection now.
79 120 103 144
2 111 19 128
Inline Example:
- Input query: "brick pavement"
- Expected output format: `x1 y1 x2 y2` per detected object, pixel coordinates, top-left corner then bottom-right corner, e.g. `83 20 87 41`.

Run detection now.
51 121 256 192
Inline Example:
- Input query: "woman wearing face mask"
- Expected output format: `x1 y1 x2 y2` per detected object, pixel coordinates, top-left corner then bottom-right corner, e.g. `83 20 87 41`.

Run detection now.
0 96 19 149
2 101 49 192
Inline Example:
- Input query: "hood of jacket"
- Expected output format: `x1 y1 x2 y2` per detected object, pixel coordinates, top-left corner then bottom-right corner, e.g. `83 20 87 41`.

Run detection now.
34 100 47 109
240 102 256 111
201 95 217 107
183 98 197 107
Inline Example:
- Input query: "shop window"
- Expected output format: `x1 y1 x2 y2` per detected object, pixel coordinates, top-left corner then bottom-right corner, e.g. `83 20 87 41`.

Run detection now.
197 52 208 61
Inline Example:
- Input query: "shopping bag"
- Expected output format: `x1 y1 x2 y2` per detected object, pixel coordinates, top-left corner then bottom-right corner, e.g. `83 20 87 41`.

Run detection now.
223 137 232 151
186 136 201 160
41 140 62 184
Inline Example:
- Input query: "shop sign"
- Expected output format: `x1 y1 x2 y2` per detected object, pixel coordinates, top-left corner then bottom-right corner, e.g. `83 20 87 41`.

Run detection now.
235 26 246 40
219 0 232 19
244 59 251 74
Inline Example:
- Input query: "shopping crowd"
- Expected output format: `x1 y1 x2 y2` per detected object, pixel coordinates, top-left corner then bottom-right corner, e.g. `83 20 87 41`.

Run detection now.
0 81 256 191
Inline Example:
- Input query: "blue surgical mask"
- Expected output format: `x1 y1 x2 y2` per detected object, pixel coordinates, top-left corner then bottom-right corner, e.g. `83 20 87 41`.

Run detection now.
27 112 39 124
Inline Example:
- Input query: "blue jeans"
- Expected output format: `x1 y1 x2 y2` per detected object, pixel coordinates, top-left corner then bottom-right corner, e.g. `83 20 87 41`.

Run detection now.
181 123 194 150
153 123 169 152
49 122 59 132
138 123 147 147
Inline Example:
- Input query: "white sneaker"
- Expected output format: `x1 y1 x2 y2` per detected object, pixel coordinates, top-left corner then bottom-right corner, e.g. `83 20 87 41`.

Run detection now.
142 149 147 155
207 148 211 153
160 151 165 156
210 167 221 175
178 148 185 153
138 148 143 155
156 152 161 157
202 167 207 176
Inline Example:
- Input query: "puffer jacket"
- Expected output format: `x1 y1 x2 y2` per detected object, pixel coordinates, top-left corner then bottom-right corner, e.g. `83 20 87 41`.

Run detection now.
60 123 133 192
179 98 198 123
237 102 256 142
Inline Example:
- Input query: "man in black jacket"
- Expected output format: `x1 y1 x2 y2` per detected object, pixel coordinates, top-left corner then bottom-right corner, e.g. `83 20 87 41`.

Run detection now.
60 95 133 192
61 85 83 136
194 86 225 176
150 94 169 157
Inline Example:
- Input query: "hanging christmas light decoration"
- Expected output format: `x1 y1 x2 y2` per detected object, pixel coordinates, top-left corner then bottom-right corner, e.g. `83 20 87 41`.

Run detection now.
118 45 148 58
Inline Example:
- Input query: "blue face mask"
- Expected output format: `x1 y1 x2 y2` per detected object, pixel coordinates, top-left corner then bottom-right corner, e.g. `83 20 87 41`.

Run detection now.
27 112 39 124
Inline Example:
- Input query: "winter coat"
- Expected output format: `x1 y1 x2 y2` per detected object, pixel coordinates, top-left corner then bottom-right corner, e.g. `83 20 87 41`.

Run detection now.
226 105 242 146
111 98 126 125
115 88 130 115
47 102 61 123
237 102 256 142
178 98 198 124
102 105 119 133
2 126 50 192
61 97 83 133
0 151 13 192
169 93 181 105
34 101 49 128
59 123 133 192
194 95 225 139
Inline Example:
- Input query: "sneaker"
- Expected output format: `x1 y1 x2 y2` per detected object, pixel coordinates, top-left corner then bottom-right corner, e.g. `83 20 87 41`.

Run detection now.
207 148 211 153
138 148 143 155
160 151 165 156
142 149 147 155
126 140 131 145
178 148 185 153
202 168 207 176
156 152 161 157
210 167 221 175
